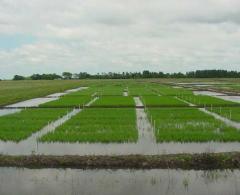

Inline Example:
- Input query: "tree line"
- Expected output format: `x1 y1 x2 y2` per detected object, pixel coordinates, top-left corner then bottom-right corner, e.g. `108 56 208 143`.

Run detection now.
12 70 240 80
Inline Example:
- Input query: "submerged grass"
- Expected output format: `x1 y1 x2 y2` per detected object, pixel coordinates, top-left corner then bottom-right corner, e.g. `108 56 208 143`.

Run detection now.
0 108 69 141
146 107 240 142
40 108 138 143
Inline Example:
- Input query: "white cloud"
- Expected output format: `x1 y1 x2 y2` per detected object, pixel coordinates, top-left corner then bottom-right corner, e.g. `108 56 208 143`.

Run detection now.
0 0 240 78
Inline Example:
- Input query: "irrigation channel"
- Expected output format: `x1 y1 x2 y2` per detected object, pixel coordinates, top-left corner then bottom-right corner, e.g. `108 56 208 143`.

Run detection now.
0 168 238 195
0 91 240 155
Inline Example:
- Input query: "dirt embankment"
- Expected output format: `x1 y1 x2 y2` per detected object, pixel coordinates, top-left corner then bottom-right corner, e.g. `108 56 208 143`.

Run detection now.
0 152 240 170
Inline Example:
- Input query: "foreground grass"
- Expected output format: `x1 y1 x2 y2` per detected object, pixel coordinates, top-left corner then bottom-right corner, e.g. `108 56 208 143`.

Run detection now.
0 108 69 141
0 80 86 106
146 107 240 142
40 108 138 143
92 96 135 107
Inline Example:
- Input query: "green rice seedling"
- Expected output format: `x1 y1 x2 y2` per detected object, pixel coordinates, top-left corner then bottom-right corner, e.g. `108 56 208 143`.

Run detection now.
141 96 188 107
127 82 159 96
0 80 87 106
65 87 98 96
153 84 193 96
179 94 237 106
92 96 135 107
40 96 93 107
40 108 138 143
147 107 240 142
210 107 240 122
0 108 69 141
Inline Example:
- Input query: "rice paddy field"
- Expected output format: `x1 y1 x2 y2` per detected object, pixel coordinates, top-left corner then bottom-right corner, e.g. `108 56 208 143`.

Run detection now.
0 78 239 145
1 78 240 195
145 107 240 142
0 80 87 106
40 96 93 107
40 108 137 143
179 94 238 106
0 108 70 141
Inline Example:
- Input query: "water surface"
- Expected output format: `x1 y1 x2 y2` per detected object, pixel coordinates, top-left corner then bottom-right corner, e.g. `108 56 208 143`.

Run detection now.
0 168 239 195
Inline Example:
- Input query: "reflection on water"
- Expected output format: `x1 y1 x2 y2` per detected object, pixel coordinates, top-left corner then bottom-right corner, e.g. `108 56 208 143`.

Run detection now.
0 168 239 195
1 139 240 156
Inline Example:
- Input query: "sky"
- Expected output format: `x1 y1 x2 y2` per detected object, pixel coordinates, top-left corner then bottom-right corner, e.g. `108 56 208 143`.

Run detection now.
0 0 240 79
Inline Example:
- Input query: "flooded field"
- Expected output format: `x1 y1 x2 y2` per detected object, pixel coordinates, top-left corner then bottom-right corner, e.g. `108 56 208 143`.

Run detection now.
0 81 239 155
0 168 239 195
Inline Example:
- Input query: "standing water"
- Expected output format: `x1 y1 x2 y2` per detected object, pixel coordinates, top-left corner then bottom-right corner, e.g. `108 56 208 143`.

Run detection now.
0 87 88 117
0 168 239 195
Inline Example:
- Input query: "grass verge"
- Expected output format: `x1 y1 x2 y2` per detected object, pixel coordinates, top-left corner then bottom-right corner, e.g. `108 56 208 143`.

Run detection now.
0 152 239 170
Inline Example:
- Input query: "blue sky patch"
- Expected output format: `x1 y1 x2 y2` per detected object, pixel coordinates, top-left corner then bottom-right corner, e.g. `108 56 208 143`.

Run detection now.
0 34 36 50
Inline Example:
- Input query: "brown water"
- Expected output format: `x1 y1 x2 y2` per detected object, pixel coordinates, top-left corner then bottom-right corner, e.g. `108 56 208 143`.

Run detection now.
0 168 239 195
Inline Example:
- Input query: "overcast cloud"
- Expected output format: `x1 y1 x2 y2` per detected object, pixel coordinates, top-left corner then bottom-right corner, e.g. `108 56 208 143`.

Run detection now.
0 0 240 78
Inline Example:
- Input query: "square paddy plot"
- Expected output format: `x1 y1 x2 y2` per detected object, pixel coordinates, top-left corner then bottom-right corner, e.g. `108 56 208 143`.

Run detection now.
141 96 188 107
0 108 70 141
40 108 138 143
146 107 240 142
179 95 238 106
40 96 94 107
92 96 135 107
209 107 240 122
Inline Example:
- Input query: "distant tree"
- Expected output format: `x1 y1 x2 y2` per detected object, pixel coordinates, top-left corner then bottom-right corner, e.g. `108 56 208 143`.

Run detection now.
78 72 90 79
30 73 61 80
13 75 25 80
62 72 73 80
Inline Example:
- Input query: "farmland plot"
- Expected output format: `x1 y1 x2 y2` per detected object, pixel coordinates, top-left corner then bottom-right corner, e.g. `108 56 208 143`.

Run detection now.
141 96 188 107
0 108 69 141
146 107 240 142
40 96 93 107
209 107 240 122
179 94 237 106
92 96 135 107
40 108 138 143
